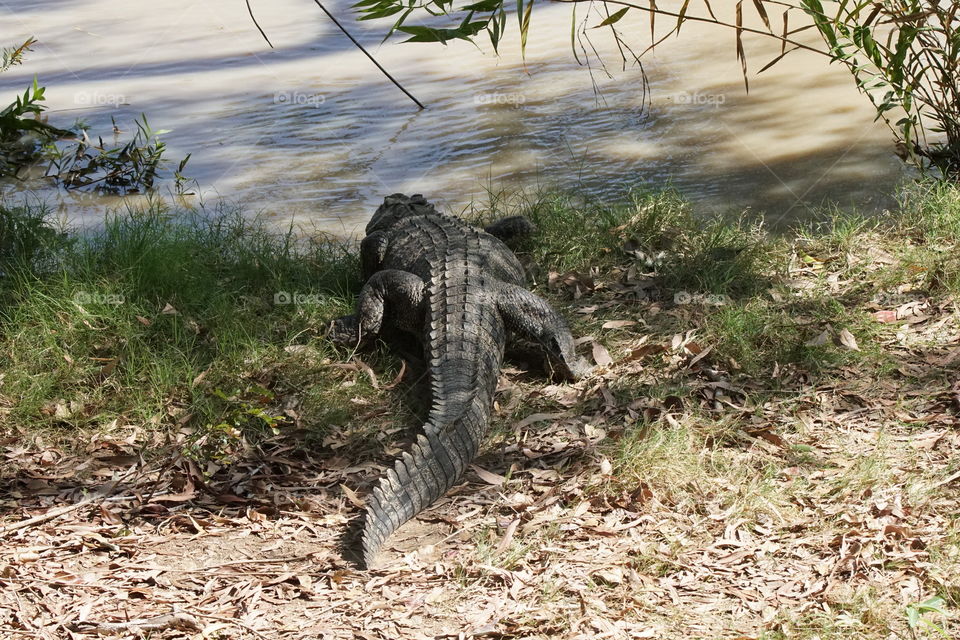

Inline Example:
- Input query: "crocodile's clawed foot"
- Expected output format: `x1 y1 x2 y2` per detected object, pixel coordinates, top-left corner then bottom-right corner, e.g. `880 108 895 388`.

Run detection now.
548 355 592 381
328 315 362 347
567 357 593 381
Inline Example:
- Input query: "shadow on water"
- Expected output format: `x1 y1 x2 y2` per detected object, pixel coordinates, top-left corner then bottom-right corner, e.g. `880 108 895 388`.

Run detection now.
0 0 909 233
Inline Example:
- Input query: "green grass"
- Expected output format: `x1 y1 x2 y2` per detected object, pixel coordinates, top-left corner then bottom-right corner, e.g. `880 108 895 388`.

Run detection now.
471 187 690 273
476 187 769 296
0 198 363 456
4 178 960 452
899 179 960 243
470 186 906 378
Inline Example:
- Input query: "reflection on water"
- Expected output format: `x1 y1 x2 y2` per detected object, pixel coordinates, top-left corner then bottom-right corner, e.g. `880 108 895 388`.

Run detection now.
0 0 905 234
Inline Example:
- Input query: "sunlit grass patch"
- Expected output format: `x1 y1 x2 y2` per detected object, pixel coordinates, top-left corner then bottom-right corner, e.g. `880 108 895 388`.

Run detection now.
474 187 774 303
899 179 960 244
471 186 692 274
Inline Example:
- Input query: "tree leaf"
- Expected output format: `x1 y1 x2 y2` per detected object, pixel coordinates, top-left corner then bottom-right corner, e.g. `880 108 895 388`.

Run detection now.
752 0 771 30
595 7 629 27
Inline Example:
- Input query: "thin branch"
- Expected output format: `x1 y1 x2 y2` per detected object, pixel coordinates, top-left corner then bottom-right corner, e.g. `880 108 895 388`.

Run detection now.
311 0 426 110
118 553 321 572
242 0 424 109
0 465 145 535
551 0 828 57
246 0 274 48
0 499 93 535
69 613 201 635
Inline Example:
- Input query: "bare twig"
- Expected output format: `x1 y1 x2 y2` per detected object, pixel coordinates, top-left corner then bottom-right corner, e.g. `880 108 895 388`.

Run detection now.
246 0 274 48
551 0 827 57
0 500 94 535
241 0 424 109
0 463 147 535
118 552 321 572
69 613 201 634
310 0 425 110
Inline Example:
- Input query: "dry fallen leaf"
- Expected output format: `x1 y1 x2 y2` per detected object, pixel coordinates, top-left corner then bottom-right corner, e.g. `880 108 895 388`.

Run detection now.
872 310 898 323
599 457 613 475
471 464 506 486
592 342 613 366
601 320 637 329
625 343 666 361
340 484 364 508
838 328 860 351
495 518 520 555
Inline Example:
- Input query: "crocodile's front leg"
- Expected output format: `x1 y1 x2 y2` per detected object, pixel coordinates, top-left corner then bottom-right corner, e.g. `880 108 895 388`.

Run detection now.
360 231 390 280
496 284 591 380
330 269 426 347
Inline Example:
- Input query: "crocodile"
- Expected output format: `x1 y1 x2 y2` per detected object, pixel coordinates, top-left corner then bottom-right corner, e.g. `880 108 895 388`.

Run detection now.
330 193 590 567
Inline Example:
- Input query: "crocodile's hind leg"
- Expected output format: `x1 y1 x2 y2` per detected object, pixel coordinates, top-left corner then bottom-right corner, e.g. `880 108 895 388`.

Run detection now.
496 284 591 380
330 269 426 347
484 216 536 244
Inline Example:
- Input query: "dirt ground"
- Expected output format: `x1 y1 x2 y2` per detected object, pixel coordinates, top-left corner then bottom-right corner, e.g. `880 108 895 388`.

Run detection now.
3 344 959 639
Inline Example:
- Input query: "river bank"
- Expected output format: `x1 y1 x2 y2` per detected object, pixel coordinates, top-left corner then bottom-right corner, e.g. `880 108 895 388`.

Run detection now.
0 184 957 638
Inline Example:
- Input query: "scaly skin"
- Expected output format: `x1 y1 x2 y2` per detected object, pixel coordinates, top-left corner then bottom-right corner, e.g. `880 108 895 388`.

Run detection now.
331 194 589 567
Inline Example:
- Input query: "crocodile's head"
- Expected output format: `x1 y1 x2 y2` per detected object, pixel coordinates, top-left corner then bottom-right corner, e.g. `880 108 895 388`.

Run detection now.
366 193 436 234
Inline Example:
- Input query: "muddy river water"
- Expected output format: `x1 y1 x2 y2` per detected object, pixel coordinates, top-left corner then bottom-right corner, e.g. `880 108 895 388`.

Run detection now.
1 0 906 234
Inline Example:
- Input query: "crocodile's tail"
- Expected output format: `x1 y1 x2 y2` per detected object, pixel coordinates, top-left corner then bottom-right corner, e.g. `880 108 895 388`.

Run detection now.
360 400 490 567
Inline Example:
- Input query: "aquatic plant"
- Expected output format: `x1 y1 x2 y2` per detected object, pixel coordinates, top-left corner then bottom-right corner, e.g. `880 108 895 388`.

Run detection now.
0 39 190 194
